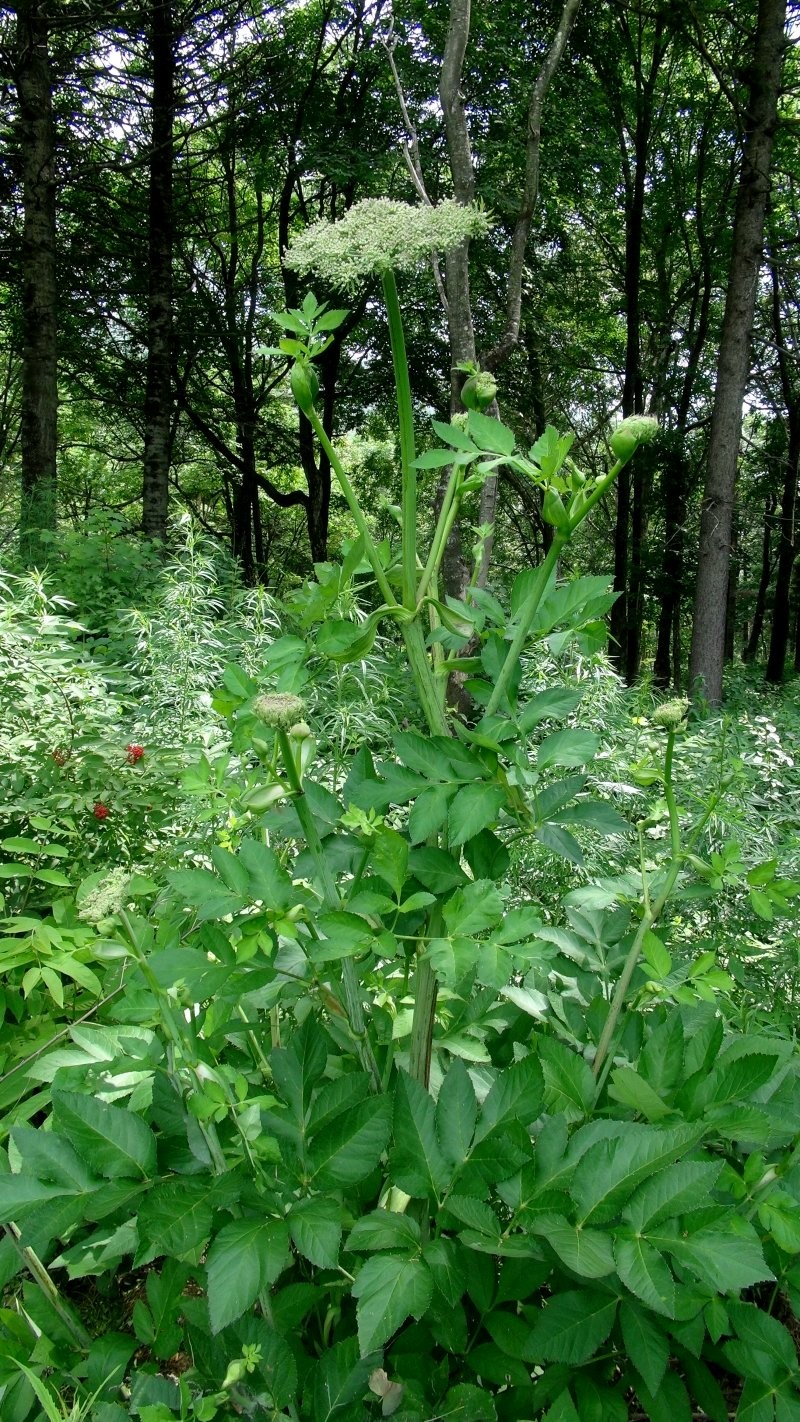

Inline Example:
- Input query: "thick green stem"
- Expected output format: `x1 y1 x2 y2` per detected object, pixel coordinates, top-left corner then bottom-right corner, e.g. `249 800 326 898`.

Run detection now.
304 405 397 609
276 730 381 1089
485 532 566 717
382 268 418 611
417 464 464 607
409 954 438 1087
401 618 450 737
593 728 681 1078
4 1224 91 1351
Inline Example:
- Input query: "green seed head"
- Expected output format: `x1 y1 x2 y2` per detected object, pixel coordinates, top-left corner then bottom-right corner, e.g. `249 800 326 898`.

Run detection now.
285 198 492 291
252 694 308 730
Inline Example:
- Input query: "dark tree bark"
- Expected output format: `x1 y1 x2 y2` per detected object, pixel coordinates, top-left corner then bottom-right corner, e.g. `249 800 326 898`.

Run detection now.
743 494 776 662
141 0 176 541
600 4 669 681
765 259 800 683
689 0 787 704
15 0 57 560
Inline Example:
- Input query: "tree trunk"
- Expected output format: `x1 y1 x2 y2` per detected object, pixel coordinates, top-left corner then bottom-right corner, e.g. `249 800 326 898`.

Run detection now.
142 0 175 541
765 254 800 683
15 0 57 562
653 447 686 688
743 495 776 662
689 0 787 704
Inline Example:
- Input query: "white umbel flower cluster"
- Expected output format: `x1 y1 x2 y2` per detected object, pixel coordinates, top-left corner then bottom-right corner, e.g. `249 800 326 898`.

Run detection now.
285 198 491 290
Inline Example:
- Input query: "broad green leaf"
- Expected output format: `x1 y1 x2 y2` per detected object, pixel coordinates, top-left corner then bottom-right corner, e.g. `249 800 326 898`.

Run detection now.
570 1122 704 1225
425 935 480 985
518 688 583 733
166 867 244 921
526 1289 617 1365
134 1176 236 1265
623 1159 723 1231
732 1378 775 1422
0 1175 90 1221
614 1233 676 1317
436 1058 478 1167
475 1056 545 1142
619 1301 669 1396
271 1016 327 1123
207 1219 290 1333
607 1066 674 1122
550 800 629 835
538 1037 596 1121
210 845 250 896
440 1383 497 1420
289 1197 342 1269
537 728 599 771
443 880 505 936
700 1052 782 1108
306 1074 371 1138
443 1195 501 1239
467 410 516 454
662 1222 774 1294
308 1337 382 1422
632 1370 693 1422
408 785 452 844
52 1091 156 1181
532 1215 615 1278
391 1070 450 1199
346 1210 421 1253
448 783 507 847
10 1127 98 1191
727 1302 798 1378
535 823 584 865
423 1237 466 1308
353 1254 433 1352
237 839 294 910
309 1096 392 1188
758 1190 800 1252
394 731 454 780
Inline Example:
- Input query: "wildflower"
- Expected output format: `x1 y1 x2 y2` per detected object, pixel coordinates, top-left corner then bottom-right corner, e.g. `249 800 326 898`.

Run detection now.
252 693 307 731
77 867 130 923
126 743 145 765
285 198 491 291
93 802 110 820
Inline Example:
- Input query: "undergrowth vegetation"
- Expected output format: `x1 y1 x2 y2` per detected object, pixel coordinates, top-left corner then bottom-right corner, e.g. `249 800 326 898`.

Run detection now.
0 276 799 1422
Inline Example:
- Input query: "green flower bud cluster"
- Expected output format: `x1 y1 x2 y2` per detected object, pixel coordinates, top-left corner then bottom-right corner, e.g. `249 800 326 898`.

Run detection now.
610 415 659 463
461 370 497 412
77 867 131 924
652 697 690 731
252 694 308 730
285 199 491 291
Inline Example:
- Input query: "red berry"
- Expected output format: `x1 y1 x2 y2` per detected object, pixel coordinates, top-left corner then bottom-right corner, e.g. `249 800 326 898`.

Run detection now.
125 743 145 765
52 748 67 766
93 802 109 820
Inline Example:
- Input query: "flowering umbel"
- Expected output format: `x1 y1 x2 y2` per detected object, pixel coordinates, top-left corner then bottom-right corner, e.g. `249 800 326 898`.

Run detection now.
285 199 491 291
252 694 307 731
652 697 690 732
126 743 145 765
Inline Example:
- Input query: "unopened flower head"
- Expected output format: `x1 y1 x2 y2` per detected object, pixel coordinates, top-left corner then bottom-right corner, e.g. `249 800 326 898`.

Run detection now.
252 693 307 731
610 415 659 462
652 697 690 731
285 199 491 291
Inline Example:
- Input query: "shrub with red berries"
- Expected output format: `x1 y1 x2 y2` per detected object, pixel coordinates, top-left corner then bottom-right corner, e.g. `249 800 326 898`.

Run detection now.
93 802 110 820
125 744 145 765
51 748 68 767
